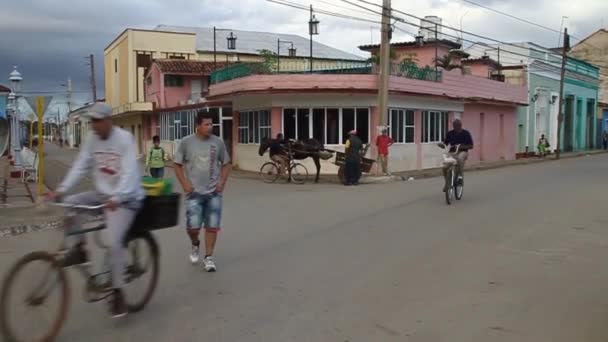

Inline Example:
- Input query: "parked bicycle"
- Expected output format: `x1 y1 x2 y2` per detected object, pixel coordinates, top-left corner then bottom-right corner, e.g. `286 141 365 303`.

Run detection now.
438 143 464 205
260 142 308 184
0 195 178 342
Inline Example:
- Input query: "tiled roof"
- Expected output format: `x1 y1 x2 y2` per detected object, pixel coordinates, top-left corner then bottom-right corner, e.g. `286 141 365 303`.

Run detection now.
155 25 365 61
462 56 501 68
154 60 230 74
0 84 11 93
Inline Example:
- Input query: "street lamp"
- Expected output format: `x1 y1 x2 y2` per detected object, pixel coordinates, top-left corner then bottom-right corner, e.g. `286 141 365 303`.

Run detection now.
213 27 237 71
308 5 320 73
8 66 22 165
277 39 296 72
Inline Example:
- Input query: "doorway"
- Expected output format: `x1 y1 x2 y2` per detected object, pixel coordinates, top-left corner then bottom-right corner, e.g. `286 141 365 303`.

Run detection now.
222 119 233 158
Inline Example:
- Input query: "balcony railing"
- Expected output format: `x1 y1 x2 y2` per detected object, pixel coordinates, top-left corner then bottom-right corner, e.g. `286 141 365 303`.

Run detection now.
210 61 443 85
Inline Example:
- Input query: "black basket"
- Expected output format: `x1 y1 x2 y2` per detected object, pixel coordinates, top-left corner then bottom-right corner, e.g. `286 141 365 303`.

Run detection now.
132 193 181 232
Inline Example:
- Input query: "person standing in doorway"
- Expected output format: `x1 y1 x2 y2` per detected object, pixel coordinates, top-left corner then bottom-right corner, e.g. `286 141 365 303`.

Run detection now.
146 135 167 179
603 131 608 150
174 111 232 272
344 130 363 186
376 129 393 175
537 134 549 158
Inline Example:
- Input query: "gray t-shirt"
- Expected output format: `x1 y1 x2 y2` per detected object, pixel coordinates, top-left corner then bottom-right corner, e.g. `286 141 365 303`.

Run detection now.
174 134 231 194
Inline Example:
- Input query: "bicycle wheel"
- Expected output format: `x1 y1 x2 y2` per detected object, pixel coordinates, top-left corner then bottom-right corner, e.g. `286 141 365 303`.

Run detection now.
445 168 454 205
260 162 280 183
122 232 159 313
455 175 464 200
289 163 309 184
1 252 70 342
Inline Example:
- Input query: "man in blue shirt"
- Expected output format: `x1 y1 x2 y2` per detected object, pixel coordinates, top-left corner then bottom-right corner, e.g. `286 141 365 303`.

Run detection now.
443 119 473 191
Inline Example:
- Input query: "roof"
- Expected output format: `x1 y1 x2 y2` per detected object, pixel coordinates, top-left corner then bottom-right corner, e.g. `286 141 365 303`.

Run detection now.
462 56 501 68
105 28 196 52
155 25 365 61
0 84 10 93
153 60 230 75
359 39 462 51
572 29 608 50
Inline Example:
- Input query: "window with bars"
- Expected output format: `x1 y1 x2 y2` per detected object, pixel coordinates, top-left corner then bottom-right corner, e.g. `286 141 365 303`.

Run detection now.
388 109 415 143
421 111 448 143
282 107 369 144
238 109 271 144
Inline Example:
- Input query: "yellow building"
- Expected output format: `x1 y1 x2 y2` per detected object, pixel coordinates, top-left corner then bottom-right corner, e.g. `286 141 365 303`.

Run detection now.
104 25 365 154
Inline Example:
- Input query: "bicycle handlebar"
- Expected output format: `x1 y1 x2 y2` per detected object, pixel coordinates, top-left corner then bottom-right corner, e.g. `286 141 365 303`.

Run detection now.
49 202 106 210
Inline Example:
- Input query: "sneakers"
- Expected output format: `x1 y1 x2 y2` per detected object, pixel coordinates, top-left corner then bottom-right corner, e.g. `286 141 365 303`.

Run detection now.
108 290 128 318
189 244 200 264
61 245 90 268
203 256 217 272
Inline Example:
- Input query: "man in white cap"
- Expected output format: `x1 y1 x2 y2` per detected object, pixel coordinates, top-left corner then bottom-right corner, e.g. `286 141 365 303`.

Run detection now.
344 129 363 185
48 102 145 318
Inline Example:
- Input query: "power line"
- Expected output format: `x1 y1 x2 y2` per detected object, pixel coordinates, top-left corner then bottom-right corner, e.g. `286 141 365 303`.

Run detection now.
267 0 382 24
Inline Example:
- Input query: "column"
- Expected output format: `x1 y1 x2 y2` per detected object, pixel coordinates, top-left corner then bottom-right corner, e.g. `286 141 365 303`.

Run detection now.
415 109 423 170
271 107 282 137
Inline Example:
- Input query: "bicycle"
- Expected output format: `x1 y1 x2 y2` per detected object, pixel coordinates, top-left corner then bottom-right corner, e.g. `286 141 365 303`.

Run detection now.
260 142 308 184
0 196 177 342
438 143 464 205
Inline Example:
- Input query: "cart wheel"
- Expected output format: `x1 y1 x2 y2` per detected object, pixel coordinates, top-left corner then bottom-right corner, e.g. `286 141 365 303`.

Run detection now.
337 166 345 184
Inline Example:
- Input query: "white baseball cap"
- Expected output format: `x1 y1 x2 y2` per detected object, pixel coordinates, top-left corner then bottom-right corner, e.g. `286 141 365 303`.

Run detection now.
84 102 112 119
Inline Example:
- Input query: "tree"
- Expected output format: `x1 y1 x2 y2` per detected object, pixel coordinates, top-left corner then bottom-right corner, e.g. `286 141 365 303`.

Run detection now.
434 51 462 71
258 49 278 73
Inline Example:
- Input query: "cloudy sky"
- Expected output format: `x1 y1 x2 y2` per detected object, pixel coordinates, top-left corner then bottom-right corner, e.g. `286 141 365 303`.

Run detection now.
1 0 606 118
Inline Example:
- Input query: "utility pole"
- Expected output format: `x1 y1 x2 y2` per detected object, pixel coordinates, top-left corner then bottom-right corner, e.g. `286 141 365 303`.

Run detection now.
377 0 391 131
89 54 97 101
66 77 73 112
555 28 570 160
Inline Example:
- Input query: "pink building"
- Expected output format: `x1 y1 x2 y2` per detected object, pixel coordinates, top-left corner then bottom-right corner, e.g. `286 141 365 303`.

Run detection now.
142 60 232 154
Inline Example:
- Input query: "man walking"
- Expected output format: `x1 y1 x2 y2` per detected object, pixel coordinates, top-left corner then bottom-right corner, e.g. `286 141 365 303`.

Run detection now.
376 129 393 175
344 130 363 186
174 111 231 272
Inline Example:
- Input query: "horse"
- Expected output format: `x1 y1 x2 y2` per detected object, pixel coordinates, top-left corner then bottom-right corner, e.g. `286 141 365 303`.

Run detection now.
259 137 325 183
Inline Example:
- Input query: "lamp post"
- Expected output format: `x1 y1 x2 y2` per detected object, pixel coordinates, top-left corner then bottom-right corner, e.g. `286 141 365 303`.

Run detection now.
8 66 22 166
213 27 237 71
277 39 296 72
308 5 320 73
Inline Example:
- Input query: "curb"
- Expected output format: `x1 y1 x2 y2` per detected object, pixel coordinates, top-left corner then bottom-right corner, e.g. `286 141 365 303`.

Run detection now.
0 218 62 239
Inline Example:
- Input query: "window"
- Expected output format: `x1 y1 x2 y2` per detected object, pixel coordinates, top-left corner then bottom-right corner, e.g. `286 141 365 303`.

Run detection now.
238 109 271 144
421 111 448 143
164 75 184 87
283 107 369 145
114 59 118 73
388 109 415 143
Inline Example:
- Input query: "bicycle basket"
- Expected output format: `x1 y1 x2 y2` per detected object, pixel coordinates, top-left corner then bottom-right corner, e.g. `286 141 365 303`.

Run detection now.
442 154 457 165
132 193 180 231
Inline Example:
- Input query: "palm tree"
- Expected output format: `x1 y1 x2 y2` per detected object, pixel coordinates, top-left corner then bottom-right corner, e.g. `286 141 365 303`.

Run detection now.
434 51 461 71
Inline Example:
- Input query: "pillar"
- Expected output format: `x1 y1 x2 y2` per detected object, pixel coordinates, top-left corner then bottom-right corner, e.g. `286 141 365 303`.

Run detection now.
271 107 282 137
415 109 423 170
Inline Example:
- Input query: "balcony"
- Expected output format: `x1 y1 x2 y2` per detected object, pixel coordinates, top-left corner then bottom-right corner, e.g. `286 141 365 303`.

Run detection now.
210 61 443 85
111 102 153 115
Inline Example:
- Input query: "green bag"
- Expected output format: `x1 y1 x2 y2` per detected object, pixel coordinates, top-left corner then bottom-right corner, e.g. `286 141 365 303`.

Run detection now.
142 176 173 196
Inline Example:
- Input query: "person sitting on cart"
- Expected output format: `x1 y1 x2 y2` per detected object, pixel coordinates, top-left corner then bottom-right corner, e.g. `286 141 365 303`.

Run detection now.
269 133 289 177
344 130 364 186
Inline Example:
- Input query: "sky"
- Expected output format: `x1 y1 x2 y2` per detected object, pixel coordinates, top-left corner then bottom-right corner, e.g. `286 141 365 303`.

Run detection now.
1 0 606 119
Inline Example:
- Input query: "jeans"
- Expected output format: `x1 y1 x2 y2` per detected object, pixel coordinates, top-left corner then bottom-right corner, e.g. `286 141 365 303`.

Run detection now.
149 167 164 179
64 191 142 288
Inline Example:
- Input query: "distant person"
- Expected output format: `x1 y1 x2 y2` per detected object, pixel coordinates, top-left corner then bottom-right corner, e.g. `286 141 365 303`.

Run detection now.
537 134 549 158
603 131 608 150
376 129 393 175
146 135 167 179
344 130 363 186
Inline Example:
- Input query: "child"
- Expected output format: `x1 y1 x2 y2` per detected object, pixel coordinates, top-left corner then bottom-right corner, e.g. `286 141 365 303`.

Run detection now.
146 136 167 178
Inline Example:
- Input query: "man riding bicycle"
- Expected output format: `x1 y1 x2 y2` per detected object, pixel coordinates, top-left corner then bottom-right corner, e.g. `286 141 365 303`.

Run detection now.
442 119 474 191
269 133 289 176
48 102 145 318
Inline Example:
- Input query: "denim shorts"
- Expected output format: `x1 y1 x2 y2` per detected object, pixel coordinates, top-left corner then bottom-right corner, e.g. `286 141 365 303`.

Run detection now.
186 191 223 231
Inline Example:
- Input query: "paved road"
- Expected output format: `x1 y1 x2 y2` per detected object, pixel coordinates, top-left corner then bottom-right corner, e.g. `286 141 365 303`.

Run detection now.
2 144 608 341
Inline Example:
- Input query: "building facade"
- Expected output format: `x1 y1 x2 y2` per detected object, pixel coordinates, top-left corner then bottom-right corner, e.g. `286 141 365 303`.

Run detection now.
103 26 366 155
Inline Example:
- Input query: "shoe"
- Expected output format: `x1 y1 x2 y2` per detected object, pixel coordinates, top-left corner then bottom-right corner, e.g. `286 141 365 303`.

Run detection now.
203 256 217 272
108 290 128 318
190 244 200 264
61 246 90 268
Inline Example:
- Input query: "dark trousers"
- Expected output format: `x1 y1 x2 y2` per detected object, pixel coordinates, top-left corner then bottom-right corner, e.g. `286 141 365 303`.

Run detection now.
150 167 165 179
344 159 361 185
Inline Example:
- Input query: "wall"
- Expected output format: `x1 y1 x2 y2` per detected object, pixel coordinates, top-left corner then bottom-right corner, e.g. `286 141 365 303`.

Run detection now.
104 32 129 109
569 30 608 104
112 114 143 155
467 63 495 78
463 104 517 164
519 73 560 152
144 64 162 107
563 79 599 150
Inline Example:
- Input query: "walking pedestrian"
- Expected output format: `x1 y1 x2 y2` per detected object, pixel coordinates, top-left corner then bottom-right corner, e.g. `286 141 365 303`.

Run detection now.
344 130 363 186
376 129 393 175
174 111 232 272
146 135 167 179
